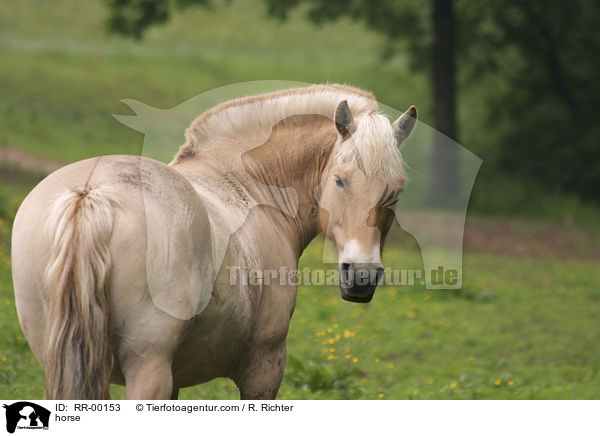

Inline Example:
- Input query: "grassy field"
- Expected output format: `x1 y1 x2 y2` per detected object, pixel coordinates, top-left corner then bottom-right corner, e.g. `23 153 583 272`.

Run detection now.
1 0 599 400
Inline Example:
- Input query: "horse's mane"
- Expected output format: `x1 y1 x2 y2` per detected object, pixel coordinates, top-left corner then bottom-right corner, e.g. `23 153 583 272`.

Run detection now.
173 84 405 180
174 84 377 161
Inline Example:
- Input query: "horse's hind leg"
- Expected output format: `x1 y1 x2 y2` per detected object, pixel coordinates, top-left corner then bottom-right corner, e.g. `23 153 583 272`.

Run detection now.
115 316 187 400
108 210 194 400
110 282 190 400
114 306 189 400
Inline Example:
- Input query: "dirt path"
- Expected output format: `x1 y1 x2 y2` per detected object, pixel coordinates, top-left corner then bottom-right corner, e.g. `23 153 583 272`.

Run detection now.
0 147 65 175
464 216 600 261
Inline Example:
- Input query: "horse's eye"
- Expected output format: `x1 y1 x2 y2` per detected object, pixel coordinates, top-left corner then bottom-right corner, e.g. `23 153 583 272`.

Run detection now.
335 176 344 189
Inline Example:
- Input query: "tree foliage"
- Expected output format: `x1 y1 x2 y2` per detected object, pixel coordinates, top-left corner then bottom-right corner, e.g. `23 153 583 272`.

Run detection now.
459 0 600 200
106 0 208 39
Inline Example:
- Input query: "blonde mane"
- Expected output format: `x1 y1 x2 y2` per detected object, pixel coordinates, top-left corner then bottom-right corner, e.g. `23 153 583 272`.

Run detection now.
174 84 405 180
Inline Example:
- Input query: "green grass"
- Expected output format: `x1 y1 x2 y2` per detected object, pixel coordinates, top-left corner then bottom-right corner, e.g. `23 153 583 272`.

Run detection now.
0 178 598 399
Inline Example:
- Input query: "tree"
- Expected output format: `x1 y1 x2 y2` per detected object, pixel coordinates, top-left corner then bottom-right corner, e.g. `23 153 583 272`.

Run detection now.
431 0 458 203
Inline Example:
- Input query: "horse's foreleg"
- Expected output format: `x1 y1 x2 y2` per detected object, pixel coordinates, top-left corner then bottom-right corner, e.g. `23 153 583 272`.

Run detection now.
123 357 174 400
235 342 287 400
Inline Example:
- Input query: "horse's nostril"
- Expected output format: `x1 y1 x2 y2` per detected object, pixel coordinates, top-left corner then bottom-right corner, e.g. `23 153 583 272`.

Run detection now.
375 267 384 284
339 263 352 289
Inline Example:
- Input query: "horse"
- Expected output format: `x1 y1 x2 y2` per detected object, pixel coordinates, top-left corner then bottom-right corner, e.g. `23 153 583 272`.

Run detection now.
11 84 417 400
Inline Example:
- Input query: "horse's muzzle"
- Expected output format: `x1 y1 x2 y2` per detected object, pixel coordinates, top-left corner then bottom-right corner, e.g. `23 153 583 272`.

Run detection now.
339 262 384 303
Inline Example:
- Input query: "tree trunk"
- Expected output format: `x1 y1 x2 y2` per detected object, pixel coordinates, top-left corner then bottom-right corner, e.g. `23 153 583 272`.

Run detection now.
430 0 459 205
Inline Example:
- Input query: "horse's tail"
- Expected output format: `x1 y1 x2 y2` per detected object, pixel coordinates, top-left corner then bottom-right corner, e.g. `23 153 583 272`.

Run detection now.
43 185 119 399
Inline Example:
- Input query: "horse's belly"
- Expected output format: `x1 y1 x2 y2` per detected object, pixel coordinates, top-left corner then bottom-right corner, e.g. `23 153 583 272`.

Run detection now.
170 291 254 387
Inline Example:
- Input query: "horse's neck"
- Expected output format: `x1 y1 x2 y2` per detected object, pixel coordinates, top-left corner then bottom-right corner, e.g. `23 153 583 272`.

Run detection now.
171 114 337 260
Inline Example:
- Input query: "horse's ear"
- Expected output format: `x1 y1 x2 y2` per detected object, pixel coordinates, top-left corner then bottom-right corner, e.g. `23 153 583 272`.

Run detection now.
392 105 418 146
334 100 356 139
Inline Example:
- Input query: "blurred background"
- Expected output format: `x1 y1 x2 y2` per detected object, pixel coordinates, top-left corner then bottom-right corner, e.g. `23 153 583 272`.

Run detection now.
0 0 599 399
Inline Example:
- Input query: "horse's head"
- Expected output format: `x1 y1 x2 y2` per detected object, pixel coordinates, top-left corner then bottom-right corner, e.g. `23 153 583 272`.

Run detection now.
318 100 417 303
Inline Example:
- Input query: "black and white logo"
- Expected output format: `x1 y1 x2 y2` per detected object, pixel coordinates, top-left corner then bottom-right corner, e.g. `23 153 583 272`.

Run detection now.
3 402 50 434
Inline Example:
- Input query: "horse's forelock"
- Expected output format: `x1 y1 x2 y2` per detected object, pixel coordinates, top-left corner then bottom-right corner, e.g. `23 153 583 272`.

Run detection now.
333 112 406 181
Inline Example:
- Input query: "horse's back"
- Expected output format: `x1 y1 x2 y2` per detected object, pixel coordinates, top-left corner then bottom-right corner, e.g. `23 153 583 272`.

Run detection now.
12 155 213 381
